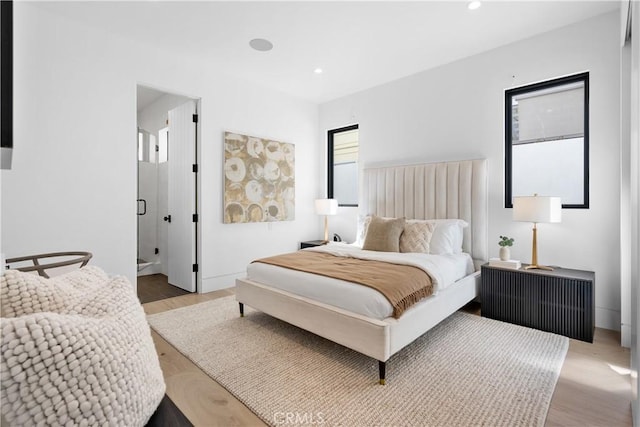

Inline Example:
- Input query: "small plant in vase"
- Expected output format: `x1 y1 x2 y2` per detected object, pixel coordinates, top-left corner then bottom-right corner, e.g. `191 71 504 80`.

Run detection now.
498 236 514 261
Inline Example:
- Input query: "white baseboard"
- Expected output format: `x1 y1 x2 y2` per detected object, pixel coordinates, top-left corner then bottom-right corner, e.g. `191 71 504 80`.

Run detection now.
621 324 632 348
201 271 244 293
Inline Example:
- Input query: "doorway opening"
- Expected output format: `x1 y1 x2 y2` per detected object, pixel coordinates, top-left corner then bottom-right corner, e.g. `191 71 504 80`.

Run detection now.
136 84 200 303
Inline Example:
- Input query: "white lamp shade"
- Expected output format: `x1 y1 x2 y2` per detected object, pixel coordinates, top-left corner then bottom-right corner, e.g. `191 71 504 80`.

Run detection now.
315 199 338 216
513 196 562 223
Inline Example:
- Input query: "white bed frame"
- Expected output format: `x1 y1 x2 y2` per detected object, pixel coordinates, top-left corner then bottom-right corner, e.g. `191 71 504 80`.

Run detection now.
236 159 488 384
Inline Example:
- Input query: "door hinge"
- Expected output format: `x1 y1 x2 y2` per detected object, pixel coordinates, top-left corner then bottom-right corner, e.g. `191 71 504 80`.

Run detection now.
155 248 159 255
192 263 199 273
192 214 198 222
192 164 198 173
192 114 198 123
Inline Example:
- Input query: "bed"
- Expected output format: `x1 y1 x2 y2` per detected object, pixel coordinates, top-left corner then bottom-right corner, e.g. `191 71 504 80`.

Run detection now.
236 159 488 384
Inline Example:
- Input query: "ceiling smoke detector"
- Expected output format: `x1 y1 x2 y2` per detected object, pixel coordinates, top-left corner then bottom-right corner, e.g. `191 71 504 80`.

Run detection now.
249 38 273 52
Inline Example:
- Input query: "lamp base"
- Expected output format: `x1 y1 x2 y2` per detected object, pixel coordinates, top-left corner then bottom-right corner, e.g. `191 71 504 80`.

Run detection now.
527 224 554 271
524 264 554 271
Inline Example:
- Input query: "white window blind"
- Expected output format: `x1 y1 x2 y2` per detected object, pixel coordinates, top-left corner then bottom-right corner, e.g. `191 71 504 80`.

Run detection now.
514 83 584 144
333 129 359 164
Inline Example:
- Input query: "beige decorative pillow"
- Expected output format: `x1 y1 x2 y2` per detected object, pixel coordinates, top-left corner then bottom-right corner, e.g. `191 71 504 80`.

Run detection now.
362 216 406 252
400 220 435 253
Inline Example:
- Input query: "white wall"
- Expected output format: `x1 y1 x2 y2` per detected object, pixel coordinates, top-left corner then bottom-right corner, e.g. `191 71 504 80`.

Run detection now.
320 12 622 330
1 3 321 291
620 0 640 418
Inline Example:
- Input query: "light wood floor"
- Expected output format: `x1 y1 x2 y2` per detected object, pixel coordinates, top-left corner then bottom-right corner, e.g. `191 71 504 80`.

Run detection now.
144 293 632 427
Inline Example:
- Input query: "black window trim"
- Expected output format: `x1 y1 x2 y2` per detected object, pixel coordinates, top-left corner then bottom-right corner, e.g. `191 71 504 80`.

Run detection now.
328 124 359 207
505 72 589 209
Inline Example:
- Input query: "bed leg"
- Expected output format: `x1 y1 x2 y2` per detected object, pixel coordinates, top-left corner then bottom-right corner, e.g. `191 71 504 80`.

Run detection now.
239 302 244 317
379 361 386 385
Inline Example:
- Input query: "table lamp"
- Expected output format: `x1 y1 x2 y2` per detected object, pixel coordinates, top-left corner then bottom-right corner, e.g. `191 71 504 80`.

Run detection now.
513 194 561 271
315 199 338 243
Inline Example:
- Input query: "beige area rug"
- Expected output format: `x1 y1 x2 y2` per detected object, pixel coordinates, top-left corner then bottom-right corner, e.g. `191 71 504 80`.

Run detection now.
147 296 569 427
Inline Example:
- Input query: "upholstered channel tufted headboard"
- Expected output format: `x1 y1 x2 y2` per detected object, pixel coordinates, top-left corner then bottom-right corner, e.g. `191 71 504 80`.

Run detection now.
361 159 488 264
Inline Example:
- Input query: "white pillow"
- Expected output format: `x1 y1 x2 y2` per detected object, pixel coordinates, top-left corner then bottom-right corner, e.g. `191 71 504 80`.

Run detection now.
429 219 468 255
355 214 373 246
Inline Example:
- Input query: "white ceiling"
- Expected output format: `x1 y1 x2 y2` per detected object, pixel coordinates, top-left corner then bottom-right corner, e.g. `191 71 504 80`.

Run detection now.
36 1 619 104
136 85 166 111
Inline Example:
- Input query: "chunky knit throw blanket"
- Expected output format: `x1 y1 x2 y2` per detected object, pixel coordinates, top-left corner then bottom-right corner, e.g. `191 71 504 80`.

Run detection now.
0 267 165 426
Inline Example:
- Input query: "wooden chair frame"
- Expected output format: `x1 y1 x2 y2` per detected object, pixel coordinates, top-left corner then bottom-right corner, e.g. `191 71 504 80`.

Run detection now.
6 252 92 278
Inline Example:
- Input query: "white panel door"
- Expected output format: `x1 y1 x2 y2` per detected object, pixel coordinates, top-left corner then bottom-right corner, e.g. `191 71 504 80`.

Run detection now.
168 100 196 292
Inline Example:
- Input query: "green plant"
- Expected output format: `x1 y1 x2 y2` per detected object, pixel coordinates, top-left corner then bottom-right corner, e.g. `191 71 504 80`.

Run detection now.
499 235 514 247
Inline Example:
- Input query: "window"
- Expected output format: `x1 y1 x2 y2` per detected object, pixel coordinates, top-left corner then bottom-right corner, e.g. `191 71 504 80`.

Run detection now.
158 127 168 163
505 73 589 208
328 125 359 206
137 129 156 163
138 128 168 164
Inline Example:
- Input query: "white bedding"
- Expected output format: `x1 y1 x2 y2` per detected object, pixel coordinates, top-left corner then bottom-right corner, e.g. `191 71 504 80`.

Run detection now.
246 242 475 320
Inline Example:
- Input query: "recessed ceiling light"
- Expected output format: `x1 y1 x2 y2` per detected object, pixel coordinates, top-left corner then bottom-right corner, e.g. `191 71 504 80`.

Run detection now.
249 38 273 52
468 1 481 10
314 68 323 74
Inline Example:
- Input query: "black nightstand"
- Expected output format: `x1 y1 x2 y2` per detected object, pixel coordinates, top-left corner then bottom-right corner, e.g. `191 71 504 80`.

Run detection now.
481 264 595 342
300 240 327 249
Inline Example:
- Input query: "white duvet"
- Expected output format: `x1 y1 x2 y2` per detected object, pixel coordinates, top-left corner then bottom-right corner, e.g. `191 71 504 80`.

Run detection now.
246 242 475 320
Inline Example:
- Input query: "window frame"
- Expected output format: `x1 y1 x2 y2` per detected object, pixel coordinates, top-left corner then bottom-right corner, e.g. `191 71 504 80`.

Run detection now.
505 72 590 209
327 124 359 207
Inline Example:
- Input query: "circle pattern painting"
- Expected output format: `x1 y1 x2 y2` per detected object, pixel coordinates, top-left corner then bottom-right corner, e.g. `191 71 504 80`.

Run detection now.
224 132 295 223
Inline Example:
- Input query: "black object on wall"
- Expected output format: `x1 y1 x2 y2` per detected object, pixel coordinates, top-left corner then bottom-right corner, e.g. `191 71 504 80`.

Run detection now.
1 0 13 170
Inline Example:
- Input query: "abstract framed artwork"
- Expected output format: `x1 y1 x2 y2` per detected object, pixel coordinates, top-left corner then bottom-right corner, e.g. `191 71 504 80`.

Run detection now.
224 132 295 223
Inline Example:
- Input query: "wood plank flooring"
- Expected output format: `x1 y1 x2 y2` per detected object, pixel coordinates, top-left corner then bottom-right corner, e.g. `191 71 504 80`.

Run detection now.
144 290 265 427
144 293 632 427
138 274 191 304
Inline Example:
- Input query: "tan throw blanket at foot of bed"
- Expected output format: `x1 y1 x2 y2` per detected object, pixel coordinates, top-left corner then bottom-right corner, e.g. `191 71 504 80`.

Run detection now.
253 251 434 318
